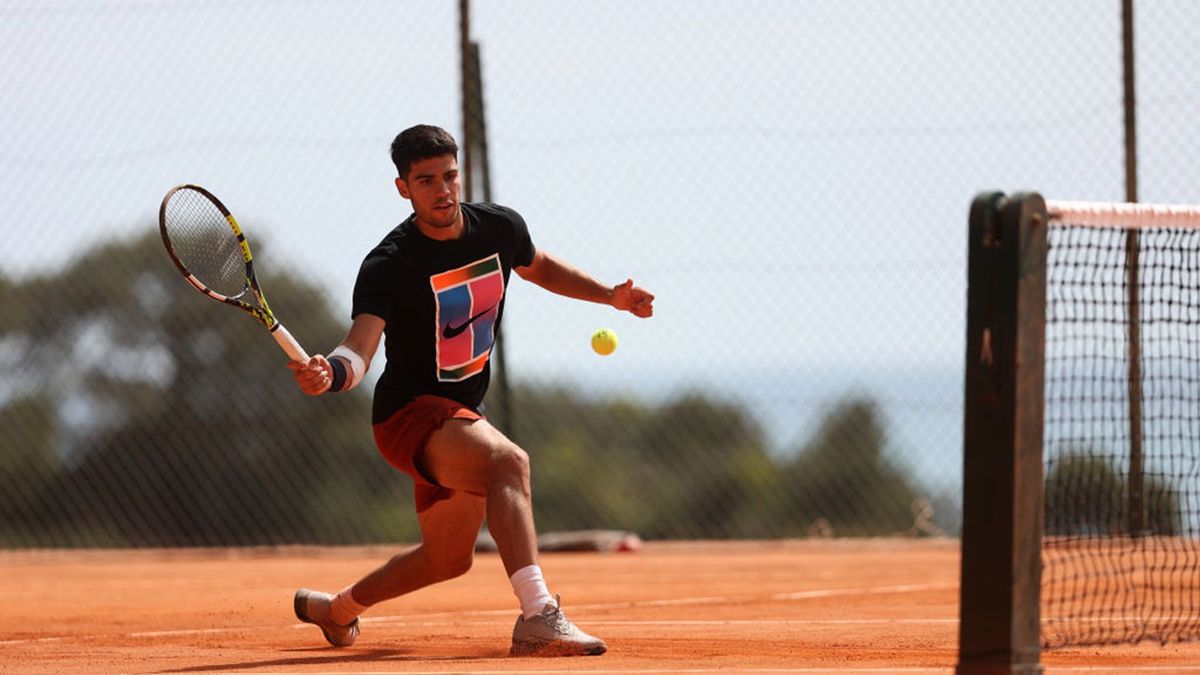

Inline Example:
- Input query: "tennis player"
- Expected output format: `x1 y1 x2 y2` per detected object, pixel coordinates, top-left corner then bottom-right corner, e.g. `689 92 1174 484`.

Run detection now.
287 124 654 656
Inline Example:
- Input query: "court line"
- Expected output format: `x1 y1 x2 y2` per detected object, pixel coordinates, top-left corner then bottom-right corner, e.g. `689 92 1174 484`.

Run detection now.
4 580 1181 646
343 618 959 629
586 619 958 626
91 662 1200 667
359 582 959 624
17 581 1178 648
1051 662 1200 667
5 658 1188 675
0 582 954 646
110 668 1200 674
770 583 957 601
0 617 958 646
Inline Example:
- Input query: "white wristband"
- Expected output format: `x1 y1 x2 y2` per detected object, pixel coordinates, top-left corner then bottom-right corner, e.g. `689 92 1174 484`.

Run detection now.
329 345 366 391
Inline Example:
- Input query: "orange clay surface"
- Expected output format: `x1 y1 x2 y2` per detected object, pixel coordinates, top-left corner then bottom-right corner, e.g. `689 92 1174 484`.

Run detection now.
2 539 1200 674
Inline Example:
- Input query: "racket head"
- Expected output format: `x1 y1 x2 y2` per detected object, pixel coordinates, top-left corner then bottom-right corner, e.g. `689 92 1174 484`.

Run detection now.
158 184 276 328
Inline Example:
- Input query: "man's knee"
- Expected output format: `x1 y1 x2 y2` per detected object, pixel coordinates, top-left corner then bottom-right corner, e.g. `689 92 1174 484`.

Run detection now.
435 548 475 581
412 542 475 582
488 442 531 489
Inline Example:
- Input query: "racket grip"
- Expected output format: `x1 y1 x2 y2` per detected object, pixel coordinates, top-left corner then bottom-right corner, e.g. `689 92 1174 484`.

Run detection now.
271 324 310 362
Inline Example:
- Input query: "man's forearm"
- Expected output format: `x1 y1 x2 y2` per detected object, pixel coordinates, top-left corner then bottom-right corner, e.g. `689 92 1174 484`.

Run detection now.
525 252 614 305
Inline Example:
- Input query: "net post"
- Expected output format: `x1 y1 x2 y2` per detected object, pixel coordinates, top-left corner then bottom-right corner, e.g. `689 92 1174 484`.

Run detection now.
957 192 1048 674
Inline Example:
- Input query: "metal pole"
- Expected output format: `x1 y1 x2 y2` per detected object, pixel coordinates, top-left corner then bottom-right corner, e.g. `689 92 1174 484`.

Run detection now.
459 0 473 200
1122 0 1144 537
469 41 514 440
474 43 493 204
459 14 516 440
1123 0 1138 205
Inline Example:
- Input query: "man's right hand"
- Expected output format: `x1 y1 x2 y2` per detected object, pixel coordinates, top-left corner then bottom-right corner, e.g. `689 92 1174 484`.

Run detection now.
287 355 333 396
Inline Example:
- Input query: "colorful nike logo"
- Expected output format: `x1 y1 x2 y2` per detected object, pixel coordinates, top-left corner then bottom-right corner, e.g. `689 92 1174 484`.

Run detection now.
442 305 497 339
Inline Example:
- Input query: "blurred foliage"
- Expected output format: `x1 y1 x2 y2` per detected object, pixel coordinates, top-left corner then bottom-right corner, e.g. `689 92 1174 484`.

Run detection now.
1044 450 1180 537
500 386 938 539
0 232 947 547
0 230 414 547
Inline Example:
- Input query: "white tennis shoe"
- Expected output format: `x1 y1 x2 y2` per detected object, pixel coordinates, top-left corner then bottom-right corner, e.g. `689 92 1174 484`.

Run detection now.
510 595 607 656
294 588 360 648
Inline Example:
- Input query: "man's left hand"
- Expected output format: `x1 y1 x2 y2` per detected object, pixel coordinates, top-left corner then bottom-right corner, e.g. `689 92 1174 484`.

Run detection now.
612 279 654 318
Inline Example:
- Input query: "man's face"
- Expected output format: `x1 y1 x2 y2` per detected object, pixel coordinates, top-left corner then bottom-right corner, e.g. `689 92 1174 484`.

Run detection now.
396 154 461 234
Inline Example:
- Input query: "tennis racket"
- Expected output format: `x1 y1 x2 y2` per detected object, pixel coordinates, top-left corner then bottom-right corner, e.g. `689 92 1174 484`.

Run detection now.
158 184 309 362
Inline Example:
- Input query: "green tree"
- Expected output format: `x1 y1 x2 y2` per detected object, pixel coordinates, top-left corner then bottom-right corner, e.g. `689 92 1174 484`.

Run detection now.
0 230 415 546
627 393 779 539
500 386 937 540
1044 450 1180 536
2 230 947 546
770 398 927 536
501 384 780 539
0 396 60 544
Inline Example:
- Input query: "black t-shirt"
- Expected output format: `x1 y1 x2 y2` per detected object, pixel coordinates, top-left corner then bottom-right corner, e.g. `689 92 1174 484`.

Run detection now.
352 202 536 423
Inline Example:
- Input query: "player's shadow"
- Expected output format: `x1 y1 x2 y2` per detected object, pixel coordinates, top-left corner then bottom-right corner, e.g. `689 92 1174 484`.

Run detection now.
161 647 508 673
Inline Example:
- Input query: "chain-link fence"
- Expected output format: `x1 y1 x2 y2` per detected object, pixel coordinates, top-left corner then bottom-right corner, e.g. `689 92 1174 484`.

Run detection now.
2 1 1198 547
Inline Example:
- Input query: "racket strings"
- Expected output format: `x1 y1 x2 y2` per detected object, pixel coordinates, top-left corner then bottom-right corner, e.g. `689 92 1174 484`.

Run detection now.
163 190 249 299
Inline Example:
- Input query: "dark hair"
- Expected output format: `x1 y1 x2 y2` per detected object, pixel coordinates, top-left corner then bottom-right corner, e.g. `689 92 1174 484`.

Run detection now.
390 125 458 179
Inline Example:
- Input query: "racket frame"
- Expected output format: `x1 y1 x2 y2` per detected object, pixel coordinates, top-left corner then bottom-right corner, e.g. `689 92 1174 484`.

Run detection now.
159 184 308 361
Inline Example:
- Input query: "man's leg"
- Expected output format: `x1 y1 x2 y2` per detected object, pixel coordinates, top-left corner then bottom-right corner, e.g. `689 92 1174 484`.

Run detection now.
294 490 485 647
416 418 606 656
311 417 524 630
417 417 538 578
350 489 486 604
298 416 603 654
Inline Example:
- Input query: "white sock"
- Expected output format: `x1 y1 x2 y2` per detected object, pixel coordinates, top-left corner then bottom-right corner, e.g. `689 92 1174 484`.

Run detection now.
329 585 369 626
509 564 555 619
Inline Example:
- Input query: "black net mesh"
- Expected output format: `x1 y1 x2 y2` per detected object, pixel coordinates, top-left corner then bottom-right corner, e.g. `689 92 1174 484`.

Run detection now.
1043 218 1200 646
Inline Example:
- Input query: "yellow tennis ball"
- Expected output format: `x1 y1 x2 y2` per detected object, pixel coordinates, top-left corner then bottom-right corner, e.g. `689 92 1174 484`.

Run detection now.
591 328 618 355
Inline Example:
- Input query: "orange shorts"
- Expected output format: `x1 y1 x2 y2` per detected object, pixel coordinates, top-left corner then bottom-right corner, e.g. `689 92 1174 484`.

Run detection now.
372 395 483 513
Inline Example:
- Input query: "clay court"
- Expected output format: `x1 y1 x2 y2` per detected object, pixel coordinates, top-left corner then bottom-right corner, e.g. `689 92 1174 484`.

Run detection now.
3 539 1200 674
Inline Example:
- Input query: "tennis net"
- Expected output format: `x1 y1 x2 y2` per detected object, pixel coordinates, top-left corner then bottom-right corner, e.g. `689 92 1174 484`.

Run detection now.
1041 200 1200 647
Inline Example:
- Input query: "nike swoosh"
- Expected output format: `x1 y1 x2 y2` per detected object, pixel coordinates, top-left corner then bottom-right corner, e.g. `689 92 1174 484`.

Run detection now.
442 305 497 339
